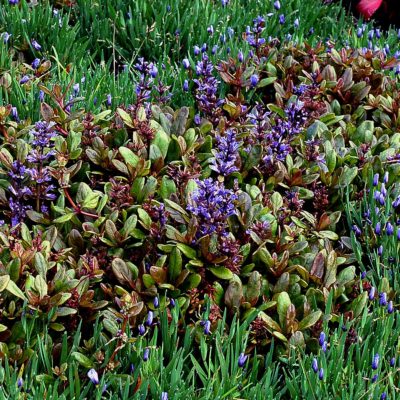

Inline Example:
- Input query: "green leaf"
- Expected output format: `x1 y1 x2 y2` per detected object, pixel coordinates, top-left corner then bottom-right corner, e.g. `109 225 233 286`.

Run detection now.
169 247 182 281
277 292 291 327
0 275 10 292
209 267 233 280
271 192 283 213
298 310 322 331
71 352 94 368
119 147 139 167
176 243 197 259
6 280 27 301
339 166 358 187
34 275 48 298
53 213 74 224
351 291 368 318
34 253 48 279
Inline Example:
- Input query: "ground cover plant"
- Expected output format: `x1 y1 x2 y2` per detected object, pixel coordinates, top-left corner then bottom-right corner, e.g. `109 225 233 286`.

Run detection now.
1 0 400 399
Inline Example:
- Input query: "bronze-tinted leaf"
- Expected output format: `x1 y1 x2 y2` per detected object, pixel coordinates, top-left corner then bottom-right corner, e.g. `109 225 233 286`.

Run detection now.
310 252 325 283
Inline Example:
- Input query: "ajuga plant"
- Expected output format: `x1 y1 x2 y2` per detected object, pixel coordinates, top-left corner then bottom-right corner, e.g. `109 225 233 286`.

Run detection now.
0 32 400 366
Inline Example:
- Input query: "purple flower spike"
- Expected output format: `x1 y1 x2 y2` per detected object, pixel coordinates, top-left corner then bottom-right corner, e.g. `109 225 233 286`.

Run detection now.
161 392 168 400
371 374 378 383
210 129 240 176
381 393 387 400
390 357 395 367
274 0 281 10
182 59 190 69
17 377 23 388
388 301 394 314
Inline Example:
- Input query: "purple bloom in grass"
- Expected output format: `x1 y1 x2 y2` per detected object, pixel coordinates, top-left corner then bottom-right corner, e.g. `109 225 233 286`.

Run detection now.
31 58 40 70
31 39 42 51
321 341 327 353
17 377 23 388
138 324 145 336
371 374 378 383
143 348 150 361
204 320 211 335
318 332 326 347
106 94 112 107
130 364 135 374
373 173 379 186
161 392 168 400
386 222 394 236
375 28 381 39
375 222 381 236
201 43 207 53
20 75 30 85
383 171 389 184
11 107 20 123
369 287 376 300
210 129 240 176
381 393 387 400
279 14 285 24
379 293 387 307
39 90 45 102
250 74 259 88
352 225 361 237
153 297 159 308
182 59 190 69
318 368 324 380
3 32 11 43
207 25 214 35
381 183 387 197
194 45 201 56
361 271 367 279
378 245 383 256
87 369 99 385
212 45 218 55
372 354 380 370
238 353 248 368
390 357 396 367
274 0 281 10
194 114 201 125
312 358 318 373
73 83 80 96
183 79 189 92
294 18 299 28
221 0 229 6
9 0 19 4
150 65 158 78
388 301 394 314
102 384 108 394
357 27 363 38
238 50 244 62
169 298 175 308
145 311 154 326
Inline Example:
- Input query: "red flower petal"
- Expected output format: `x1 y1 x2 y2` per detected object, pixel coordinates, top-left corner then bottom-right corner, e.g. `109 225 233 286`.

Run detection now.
357 0 383 19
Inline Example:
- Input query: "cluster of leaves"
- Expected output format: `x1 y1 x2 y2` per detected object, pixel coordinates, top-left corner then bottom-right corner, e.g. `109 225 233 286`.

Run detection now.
0 38 398 371
1 0 400 122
